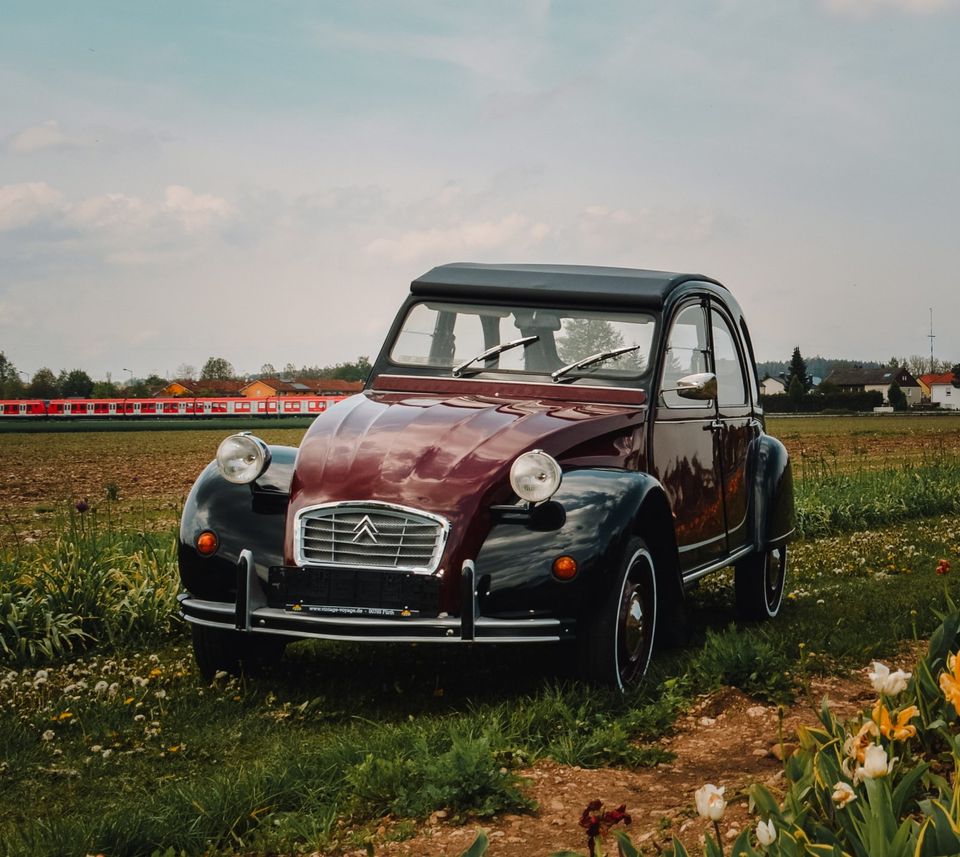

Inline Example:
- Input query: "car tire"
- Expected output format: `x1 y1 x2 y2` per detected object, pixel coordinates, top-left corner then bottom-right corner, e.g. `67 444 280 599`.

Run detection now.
579 536 657 692
191 624 287 682
734 544 787 621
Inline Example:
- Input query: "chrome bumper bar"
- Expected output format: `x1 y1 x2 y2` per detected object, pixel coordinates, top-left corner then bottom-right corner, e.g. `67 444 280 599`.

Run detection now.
178 550 573 644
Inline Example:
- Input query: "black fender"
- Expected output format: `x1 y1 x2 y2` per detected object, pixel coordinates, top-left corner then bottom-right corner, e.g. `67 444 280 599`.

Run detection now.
178 445 297 601
474 468 682 621
746 434 795 551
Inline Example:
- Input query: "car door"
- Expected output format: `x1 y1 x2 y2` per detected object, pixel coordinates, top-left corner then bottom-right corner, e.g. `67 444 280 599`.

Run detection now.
708 302 757 554
651 300 727 572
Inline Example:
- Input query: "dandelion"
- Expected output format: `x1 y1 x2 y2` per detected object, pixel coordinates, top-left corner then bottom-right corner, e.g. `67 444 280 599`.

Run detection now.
90 745 103 753
41 730 55 742
832 782 857 808
868 662 911 696
93 681 109 695
57 711 73 721
756 818 777 847
101 749 112 760
940 653 960 713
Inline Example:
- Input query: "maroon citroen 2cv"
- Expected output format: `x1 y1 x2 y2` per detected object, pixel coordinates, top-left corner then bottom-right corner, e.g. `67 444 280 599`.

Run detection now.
178 263 794 690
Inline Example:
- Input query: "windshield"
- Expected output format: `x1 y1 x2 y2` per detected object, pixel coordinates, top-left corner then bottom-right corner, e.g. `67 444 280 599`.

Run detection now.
389 301 655 382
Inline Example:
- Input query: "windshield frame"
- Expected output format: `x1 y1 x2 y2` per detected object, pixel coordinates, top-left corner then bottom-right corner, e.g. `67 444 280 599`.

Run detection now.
377 297 660 389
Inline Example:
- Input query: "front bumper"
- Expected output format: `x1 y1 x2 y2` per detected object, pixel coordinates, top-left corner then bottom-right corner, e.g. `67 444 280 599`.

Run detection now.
178 549 575 644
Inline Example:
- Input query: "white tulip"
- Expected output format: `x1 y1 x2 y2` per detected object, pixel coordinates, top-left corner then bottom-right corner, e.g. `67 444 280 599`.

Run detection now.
695 784 726 821
868 661 911 696
857 744 894 781
756 818 777 846
832 781 857 808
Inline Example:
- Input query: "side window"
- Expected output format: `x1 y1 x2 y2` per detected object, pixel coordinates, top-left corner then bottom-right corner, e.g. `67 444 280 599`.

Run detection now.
661 303 711 409
738 317 761 404
710 311 747 407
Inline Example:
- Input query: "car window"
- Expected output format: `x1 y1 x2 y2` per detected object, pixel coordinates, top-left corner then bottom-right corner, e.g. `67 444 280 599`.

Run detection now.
710 311 747 406
661 303 711 409
389 301 654 380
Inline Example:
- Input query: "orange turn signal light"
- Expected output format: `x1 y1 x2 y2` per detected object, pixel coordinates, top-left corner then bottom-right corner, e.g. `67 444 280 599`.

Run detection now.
196 531 219 556
552 555 578 580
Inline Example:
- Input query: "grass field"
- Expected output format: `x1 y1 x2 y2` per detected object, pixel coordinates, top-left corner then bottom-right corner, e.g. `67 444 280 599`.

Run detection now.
1 414 960 854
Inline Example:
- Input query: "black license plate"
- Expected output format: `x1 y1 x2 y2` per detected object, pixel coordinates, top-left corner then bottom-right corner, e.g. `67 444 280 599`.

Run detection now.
267 566 441 617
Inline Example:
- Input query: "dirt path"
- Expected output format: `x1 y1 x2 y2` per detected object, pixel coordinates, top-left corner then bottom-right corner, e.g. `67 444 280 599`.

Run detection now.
365 672 876 857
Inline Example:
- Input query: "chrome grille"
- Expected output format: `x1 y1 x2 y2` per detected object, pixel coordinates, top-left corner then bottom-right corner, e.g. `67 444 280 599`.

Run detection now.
295 503 448 573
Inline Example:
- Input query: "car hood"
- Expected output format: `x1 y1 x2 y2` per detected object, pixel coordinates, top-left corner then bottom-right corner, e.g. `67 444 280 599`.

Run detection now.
284 376 646 573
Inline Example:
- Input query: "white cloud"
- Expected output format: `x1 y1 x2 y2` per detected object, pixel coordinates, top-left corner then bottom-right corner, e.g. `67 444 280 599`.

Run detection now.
0 182 64 231
364 213 550 263
6 120 82 153
67 193 150 232
0 181 232 251
577 204 719 248
163 185 232 232
822 0 957 15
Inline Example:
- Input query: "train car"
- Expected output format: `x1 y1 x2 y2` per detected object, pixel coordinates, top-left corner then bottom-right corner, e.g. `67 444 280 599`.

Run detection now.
0 395 350 420
0 400 47 418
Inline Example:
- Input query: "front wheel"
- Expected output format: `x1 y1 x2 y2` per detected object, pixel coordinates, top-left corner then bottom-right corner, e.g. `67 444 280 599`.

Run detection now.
579 536 658 692
735 544 787 620
191 623 287 682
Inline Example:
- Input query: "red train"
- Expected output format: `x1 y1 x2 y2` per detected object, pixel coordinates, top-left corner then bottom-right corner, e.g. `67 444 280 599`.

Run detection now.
0 396 348 419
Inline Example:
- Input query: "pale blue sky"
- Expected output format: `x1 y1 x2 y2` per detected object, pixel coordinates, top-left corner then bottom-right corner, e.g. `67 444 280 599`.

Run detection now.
1 0 958 379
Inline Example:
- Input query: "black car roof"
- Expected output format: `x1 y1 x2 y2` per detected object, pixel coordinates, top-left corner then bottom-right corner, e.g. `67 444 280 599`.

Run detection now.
411 262 726 310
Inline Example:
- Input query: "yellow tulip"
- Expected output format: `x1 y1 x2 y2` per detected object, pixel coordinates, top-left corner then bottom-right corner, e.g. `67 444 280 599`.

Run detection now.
843 719 879 763
871 701 919 742
940 653 960 713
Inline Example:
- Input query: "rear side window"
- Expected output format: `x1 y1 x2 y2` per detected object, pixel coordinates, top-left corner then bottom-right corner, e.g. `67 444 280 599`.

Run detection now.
710 311 747 406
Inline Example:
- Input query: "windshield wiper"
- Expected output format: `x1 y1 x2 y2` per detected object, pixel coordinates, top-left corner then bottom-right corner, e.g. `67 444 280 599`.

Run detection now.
551 344 642 383
452 335 539 377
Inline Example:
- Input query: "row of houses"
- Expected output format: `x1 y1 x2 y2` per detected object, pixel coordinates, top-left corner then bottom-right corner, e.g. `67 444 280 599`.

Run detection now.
157 377 364 398
761 367 960 410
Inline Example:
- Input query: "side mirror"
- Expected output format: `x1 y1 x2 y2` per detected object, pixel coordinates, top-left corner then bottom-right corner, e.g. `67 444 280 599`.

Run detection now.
662 372 717 401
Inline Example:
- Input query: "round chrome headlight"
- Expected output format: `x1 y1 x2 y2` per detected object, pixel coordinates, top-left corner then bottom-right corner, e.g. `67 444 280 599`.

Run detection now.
510 450 562 504
216 433 271 484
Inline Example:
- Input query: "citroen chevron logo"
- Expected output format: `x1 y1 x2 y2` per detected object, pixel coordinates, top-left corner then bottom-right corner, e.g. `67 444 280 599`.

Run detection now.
351 514 380 544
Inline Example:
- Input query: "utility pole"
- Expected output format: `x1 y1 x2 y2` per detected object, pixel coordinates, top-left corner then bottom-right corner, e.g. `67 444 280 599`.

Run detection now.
928 308 936 373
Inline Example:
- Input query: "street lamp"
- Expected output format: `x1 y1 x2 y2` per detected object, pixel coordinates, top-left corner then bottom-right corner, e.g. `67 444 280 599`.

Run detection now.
123 368 134 386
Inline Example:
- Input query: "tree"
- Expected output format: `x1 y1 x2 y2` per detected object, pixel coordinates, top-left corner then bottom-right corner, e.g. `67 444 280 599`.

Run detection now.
28 368 59 398
259 363 276 377
58 369 94 398
558 319 624 365
330 356 372 382
91 380 118 398
952 364 960 384
907 355 931 377
0 352 24 398
200 357 235 380
174 363 196 381
788 375 805 405
887 381 908 411
788 346 810 392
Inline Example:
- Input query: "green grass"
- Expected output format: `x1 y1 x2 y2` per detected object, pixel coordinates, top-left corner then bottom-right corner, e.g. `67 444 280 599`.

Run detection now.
1 511 958 854
2 419 960 853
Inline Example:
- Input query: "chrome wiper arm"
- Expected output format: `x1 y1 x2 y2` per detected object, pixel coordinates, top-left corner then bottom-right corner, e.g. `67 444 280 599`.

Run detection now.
551 344 642 383
452 335 539 377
